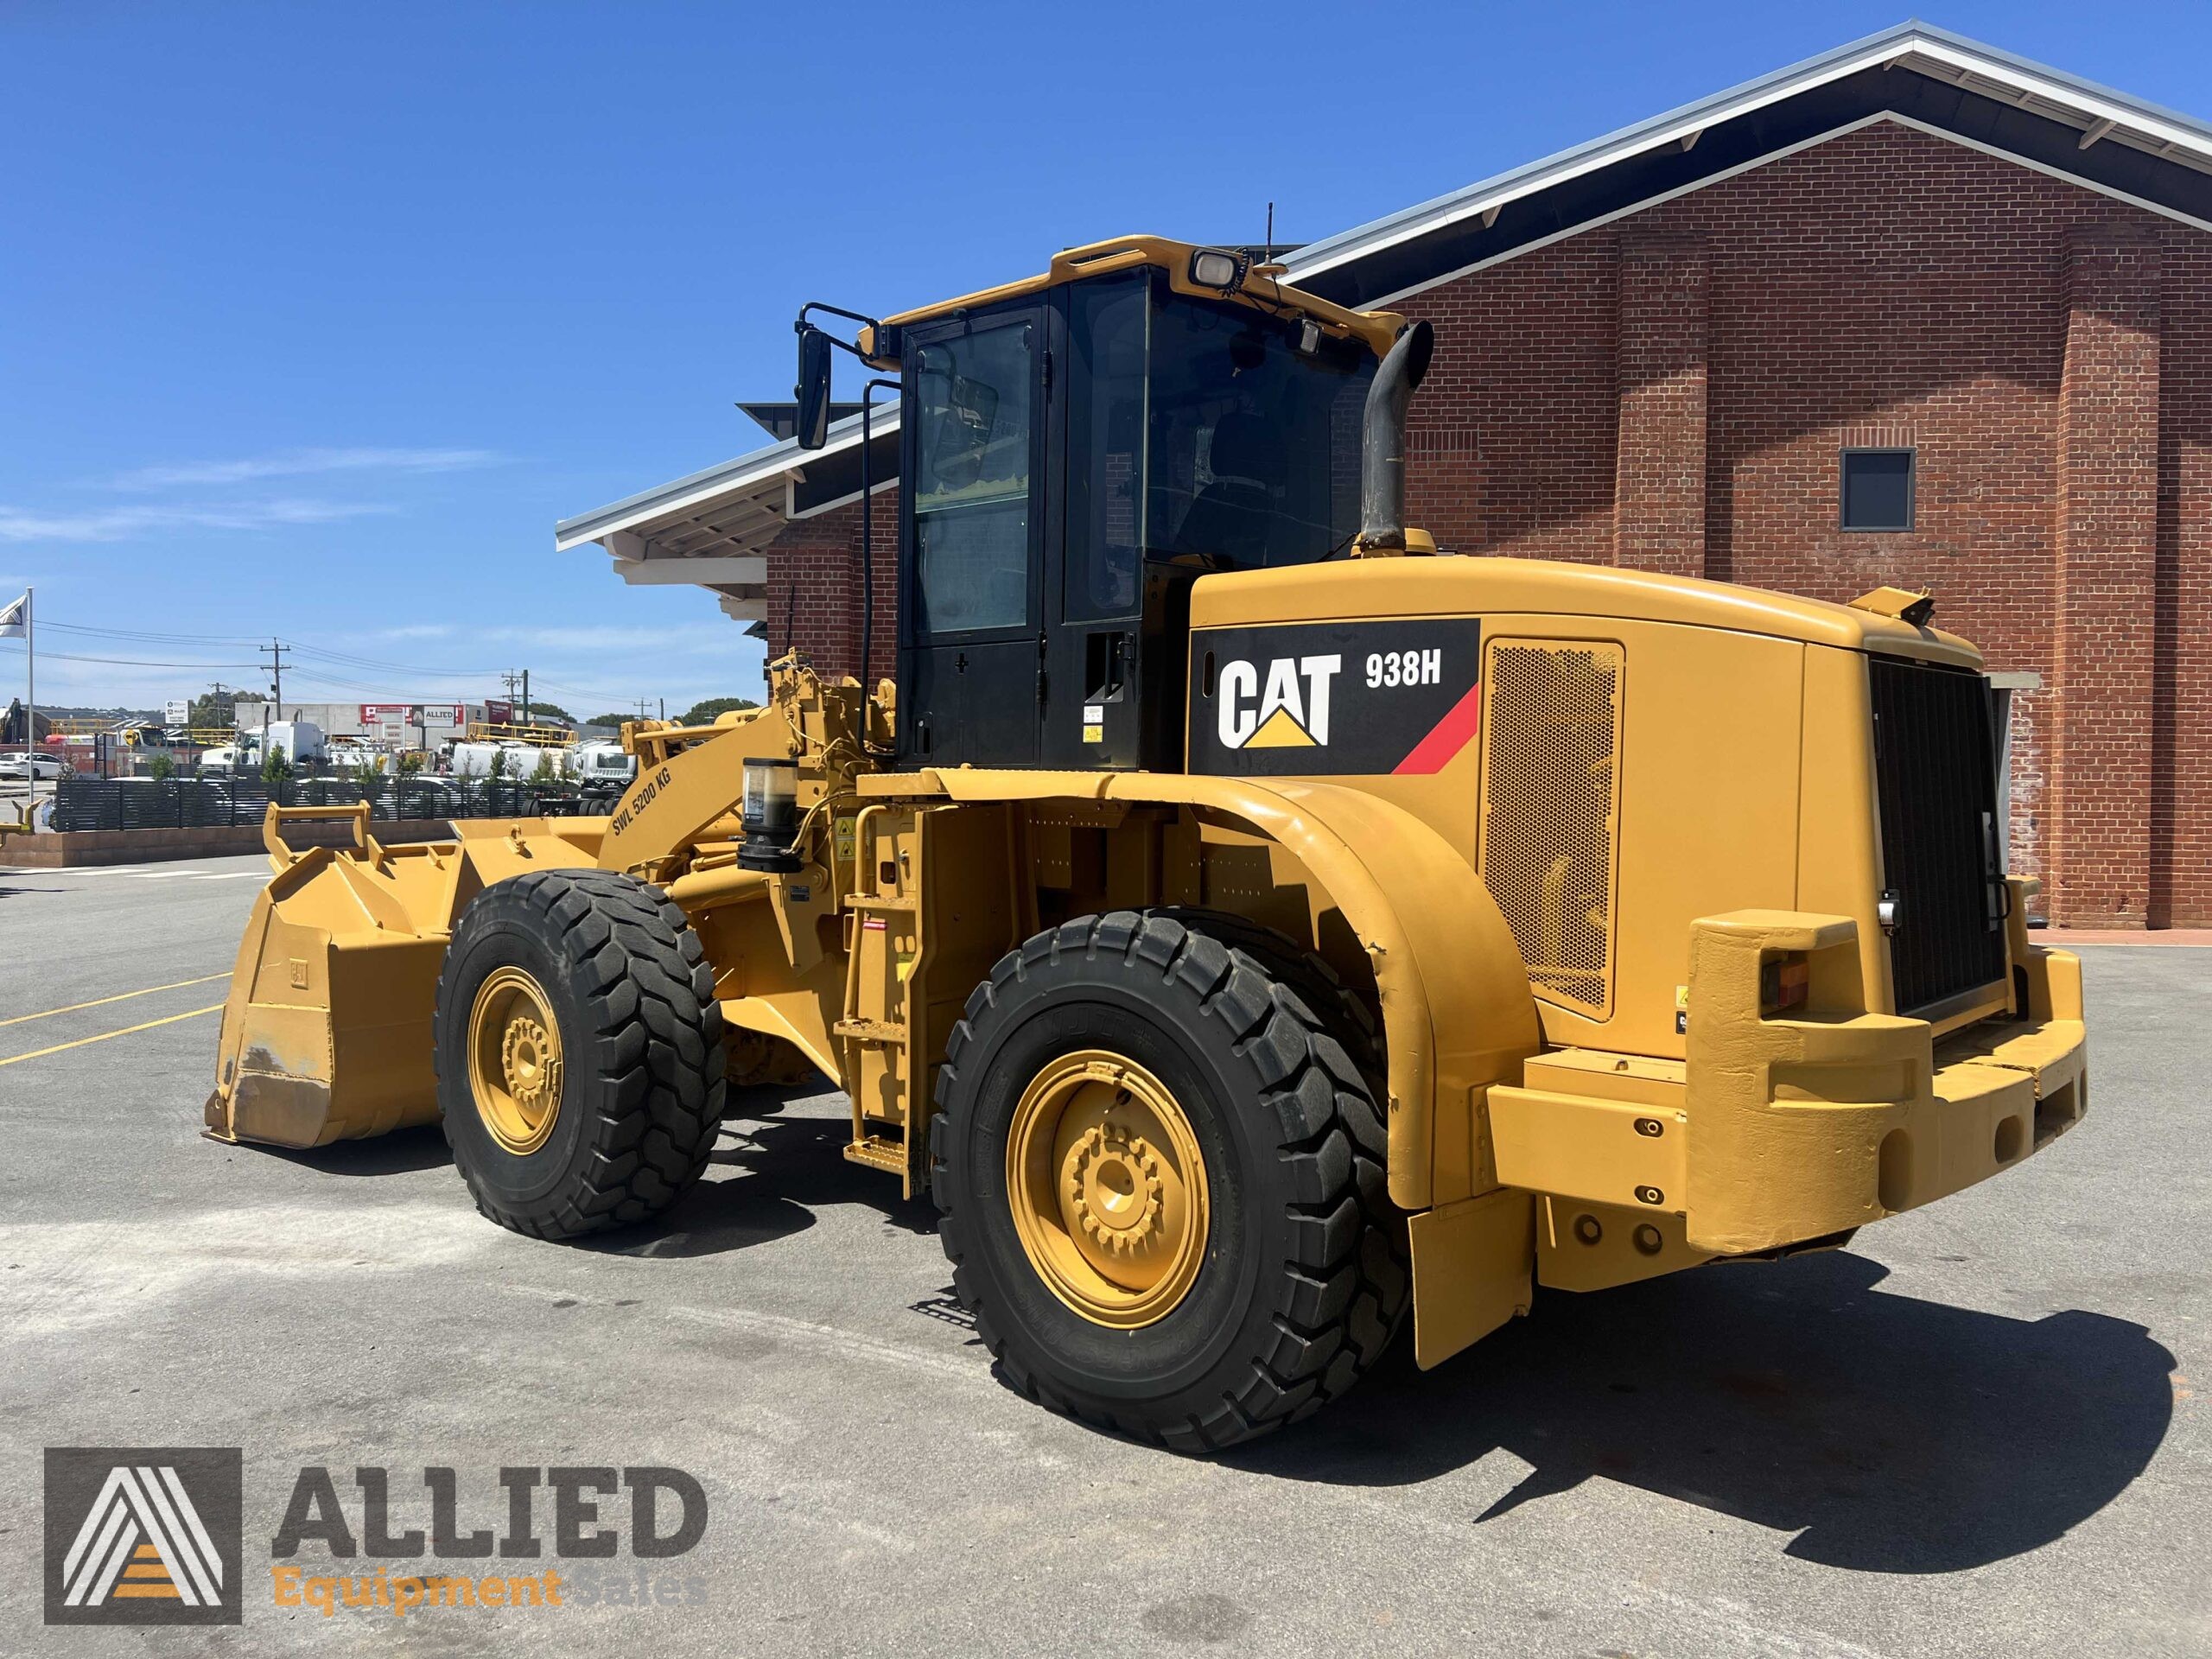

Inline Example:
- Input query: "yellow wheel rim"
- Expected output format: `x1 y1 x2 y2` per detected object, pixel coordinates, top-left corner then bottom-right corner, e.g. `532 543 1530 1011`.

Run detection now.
467 966 565 1155
1005 1049 1211 1328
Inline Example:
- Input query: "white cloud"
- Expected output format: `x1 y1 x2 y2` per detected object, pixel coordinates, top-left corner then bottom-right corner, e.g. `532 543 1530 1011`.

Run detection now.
373 624 456 640
0 498 393 543
103 447 503 491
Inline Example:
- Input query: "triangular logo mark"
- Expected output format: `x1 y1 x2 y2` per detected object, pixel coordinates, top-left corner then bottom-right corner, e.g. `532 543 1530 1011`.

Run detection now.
60 1466 224 1608
1245 707 1317 748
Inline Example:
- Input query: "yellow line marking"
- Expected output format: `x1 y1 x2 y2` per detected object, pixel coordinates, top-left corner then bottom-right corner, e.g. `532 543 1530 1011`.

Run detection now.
0 973 231 1029
0 1004 226 1067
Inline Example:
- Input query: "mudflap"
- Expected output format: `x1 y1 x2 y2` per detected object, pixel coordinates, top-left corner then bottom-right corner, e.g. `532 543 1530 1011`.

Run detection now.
1406 1186 1535 1369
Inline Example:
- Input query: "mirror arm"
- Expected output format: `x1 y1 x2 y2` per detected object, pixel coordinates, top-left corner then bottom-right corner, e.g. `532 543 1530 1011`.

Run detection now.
797 302 887 363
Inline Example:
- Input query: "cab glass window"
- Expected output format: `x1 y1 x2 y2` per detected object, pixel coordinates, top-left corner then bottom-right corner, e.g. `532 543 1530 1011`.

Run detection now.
912 320 1033 634
1064 279 1372 623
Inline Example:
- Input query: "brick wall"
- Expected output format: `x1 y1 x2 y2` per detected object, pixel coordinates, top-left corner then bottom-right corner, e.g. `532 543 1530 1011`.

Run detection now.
765 119 2210 925
1394 120 2211 925
758 494 899 686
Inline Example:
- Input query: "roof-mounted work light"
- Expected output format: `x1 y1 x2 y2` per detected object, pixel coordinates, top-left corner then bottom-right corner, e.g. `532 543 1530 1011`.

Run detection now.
1188 248 1245 290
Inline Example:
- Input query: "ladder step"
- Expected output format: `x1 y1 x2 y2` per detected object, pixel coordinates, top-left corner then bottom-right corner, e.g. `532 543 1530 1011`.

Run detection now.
842 1135 906 1174
835 1017 907 1046
844 893 917 912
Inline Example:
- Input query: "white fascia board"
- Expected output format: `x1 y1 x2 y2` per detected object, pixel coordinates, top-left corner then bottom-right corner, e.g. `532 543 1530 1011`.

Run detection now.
615 556 768 587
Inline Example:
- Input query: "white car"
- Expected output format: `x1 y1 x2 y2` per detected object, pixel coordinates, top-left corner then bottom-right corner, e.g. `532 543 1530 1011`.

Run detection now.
0 750 66 781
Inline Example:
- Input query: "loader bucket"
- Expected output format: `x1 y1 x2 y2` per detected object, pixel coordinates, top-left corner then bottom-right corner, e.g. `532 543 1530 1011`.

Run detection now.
204 804 462 1148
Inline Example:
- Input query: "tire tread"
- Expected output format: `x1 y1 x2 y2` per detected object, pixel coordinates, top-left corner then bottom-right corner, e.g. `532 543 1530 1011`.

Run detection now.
436 868 725 1239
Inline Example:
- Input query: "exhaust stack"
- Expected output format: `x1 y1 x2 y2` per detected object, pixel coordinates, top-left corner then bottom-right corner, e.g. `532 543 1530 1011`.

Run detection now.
1355 320 1436 556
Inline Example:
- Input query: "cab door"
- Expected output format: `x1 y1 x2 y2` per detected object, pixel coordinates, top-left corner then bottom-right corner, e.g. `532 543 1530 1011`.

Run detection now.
897 309 1046 767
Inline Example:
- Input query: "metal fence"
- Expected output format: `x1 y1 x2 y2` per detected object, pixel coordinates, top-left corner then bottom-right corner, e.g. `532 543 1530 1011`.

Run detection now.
50 775 606 833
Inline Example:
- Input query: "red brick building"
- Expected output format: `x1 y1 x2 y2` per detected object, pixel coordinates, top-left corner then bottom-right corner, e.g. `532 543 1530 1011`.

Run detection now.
558 24 2212 927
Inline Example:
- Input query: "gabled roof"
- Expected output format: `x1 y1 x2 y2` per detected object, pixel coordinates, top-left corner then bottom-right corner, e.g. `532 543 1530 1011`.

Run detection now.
557 22 2212 613
1283 20 2212 307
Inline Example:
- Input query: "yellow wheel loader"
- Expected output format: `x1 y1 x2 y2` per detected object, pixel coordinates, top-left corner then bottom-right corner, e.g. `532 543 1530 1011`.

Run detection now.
206 237 2089 1450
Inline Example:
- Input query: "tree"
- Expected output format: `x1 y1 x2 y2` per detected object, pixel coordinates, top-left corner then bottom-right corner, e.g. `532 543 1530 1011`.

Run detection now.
260 748 293 785
518 702 575 725
147 752 176 781
678 696 761 725
188 687 237 730
583 712 637 730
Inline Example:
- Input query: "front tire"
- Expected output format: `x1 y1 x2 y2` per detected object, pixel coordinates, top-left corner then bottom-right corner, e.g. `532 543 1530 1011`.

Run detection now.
931 911 1408 1451
435 868 725 1238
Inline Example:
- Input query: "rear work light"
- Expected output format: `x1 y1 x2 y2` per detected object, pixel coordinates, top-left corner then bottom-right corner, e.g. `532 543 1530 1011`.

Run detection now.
1759 951 1811 1017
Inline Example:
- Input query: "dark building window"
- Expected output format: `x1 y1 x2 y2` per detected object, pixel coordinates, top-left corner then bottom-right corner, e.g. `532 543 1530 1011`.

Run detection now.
1840 448 1915 531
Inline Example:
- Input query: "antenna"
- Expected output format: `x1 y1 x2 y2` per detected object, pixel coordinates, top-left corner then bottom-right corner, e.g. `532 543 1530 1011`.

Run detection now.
1264 201 1274 266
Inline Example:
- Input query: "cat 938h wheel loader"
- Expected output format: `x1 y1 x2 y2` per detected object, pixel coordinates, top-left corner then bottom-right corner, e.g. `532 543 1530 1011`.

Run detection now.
206 237 2089 1450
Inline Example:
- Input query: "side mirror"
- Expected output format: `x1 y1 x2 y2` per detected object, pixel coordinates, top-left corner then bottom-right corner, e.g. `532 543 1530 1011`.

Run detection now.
795 326 834 449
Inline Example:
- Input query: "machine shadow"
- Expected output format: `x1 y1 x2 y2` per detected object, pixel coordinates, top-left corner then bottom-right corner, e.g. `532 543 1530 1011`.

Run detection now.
264 1123 454 1176
1229 1249 2173 1574
586 1107 938 1259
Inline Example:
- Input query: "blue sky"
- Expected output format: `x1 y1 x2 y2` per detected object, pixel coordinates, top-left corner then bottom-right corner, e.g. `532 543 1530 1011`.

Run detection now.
3 0 2205 716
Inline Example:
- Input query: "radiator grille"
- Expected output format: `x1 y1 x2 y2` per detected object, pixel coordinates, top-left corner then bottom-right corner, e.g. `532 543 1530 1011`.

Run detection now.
1868 657 2009 1016
1478 641 1624 1017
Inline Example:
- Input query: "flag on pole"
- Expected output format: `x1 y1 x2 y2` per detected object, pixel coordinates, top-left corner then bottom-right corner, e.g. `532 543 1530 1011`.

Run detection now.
0 593 24 639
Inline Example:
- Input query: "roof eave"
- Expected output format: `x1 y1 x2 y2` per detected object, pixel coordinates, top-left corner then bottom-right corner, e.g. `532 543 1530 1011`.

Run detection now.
553 401 900 552
1283 21 2212 286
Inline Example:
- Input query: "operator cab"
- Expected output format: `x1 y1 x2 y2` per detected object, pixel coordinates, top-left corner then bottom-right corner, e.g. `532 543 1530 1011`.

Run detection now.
797 240 1398 772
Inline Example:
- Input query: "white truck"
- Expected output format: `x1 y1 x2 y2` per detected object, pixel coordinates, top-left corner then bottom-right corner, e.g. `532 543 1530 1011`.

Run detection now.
264 720 325 765
569 739 636 791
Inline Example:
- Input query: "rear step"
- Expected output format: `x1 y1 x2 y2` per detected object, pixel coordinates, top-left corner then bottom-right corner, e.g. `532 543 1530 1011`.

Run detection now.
842 1134 906 1175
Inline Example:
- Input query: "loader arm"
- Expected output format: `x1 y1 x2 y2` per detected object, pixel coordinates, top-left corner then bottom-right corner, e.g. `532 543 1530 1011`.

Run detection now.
595 707 791 874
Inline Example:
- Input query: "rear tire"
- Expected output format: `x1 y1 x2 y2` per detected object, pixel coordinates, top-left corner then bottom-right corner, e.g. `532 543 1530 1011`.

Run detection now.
931 910 1408 1451
435 868 725 1239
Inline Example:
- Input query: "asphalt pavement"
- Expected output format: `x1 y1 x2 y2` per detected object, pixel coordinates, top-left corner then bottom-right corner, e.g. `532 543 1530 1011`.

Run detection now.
0 852 2203 1656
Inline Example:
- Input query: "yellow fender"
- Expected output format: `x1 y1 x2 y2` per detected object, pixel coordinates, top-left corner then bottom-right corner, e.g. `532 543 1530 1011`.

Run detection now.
925 769 1542 1211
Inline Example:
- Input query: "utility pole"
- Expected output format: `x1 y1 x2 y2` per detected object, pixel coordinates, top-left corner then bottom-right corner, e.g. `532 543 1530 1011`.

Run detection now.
520 669 531 728
258 639 290 719
658 697 665 721
633 697 652 721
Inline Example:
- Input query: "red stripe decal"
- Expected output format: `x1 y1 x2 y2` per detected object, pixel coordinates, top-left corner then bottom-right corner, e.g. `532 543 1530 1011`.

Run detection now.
1392 679 1484 775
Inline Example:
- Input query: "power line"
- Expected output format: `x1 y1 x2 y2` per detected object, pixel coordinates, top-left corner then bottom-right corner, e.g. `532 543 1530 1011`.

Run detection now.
15 613 669 711
36 620 266 647
0 645 260 668
282 640 504 677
